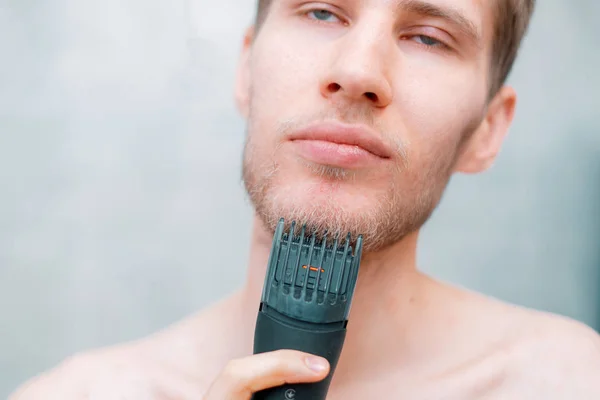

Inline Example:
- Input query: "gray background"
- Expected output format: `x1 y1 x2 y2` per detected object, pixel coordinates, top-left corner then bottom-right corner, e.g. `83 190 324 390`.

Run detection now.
1 0 599 396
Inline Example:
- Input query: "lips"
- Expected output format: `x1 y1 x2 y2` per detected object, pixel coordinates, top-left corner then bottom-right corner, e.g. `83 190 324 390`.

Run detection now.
287 121 392 168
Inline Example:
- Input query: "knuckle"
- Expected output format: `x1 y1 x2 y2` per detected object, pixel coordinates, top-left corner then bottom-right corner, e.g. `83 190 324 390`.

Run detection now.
268 350 305 378
271 349 294 359
273 355 294 372
274 349 303 364
215 351 308 390
221 359 244 382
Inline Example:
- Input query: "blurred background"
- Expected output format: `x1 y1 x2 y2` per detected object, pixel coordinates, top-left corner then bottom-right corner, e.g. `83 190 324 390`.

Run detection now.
1 0 599 396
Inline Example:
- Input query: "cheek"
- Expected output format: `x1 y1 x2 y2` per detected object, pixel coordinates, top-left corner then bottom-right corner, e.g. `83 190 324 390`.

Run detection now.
402 69 483 131
247 39 324 159
249 31 326 112
394 63 485 168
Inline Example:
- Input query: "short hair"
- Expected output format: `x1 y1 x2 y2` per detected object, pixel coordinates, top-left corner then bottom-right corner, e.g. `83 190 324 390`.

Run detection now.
254 0 535 99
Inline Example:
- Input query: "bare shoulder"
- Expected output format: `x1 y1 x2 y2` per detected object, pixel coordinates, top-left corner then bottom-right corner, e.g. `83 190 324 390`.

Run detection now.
441 283 600 398
499 308 600 398
8 342 152 399
8 296 241 400
8 336 207 400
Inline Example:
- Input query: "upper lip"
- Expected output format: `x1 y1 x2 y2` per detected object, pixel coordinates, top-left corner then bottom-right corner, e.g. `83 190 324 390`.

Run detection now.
288 121 392 159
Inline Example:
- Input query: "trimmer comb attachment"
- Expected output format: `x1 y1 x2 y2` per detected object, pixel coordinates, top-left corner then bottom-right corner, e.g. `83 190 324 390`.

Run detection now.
252 218 364 400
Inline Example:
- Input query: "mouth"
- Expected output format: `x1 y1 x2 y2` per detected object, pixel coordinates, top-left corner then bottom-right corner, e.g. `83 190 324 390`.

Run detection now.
287 121 392 169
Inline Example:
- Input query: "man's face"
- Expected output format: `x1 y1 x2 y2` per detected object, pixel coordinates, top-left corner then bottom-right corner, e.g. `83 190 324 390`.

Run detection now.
239 0 512 251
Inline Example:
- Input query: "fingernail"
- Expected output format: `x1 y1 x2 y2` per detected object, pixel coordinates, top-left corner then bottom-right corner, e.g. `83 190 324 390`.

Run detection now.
305 356 328 373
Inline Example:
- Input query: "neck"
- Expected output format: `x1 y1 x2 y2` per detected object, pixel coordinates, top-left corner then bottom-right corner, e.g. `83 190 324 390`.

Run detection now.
238 215 431 381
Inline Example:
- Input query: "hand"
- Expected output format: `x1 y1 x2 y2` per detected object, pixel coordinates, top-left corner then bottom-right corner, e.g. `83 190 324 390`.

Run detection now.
203 350 330 399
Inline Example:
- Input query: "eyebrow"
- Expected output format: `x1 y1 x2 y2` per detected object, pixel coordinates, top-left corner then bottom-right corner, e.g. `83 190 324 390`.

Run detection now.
395 0 482 46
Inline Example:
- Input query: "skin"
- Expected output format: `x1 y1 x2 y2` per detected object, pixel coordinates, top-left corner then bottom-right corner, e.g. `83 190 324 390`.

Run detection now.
10 0 600 398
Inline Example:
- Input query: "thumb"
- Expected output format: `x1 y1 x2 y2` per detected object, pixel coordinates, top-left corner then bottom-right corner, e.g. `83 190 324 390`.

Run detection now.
203 350 330 399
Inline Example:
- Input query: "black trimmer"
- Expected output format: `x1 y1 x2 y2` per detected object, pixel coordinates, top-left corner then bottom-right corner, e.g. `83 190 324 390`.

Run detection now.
251 218 364 400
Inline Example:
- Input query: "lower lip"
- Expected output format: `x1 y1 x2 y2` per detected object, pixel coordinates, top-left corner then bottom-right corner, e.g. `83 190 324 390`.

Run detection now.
290 139 384 168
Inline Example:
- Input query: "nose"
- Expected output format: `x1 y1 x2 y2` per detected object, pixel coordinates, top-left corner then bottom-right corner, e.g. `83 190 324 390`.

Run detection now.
319 29 393 108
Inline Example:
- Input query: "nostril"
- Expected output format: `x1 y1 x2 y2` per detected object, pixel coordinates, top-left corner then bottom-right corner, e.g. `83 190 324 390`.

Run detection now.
327 83 341 93
365 92 378 102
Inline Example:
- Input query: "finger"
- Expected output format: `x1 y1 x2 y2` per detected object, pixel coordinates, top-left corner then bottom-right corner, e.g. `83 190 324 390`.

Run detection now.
203 350 330 400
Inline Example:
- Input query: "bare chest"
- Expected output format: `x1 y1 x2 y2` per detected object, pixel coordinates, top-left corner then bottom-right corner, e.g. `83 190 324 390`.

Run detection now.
326 382 490 400
324 363 510 400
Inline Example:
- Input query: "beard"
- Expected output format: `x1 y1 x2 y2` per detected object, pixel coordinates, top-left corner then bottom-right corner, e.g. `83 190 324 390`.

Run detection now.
240 101 466 253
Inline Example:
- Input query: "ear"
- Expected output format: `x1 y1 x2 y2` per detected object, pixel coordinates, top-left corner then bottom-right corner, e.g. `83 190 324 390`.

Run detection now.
453 85 517 174
234 26 255 119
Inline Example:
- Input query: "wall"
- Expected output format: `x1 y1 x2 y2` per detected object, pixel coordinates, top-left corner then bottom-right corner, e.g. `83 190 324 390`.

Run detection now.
1 0 599 396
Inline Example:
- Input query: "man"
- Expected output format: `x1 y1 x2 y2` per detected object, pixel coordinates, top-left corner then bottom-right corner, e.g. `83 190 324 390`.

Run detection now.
10 0 600 398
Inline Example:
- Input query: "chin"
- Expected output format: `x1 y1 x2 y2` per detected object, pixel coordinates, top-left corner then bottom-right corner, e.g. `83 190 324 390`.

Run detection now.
276 166 377 206
249 170 392 242
274 185 371 218
243 153 428 252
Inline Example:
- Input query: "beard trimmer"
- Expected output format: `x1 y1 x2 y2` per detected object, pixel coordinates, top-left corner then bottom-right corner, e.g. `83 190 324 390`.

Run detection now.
251 218 364 400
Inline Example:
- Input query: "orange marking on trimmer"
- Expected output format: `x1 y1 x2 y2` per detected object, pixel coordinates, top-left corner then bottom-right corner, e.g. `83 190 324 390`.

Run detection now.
302 265 324 273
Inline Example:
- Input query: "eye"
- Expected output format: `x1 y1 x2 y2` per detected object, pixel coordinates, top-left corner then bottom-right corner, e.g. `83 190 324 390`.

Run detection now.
405 34 448 49
413 35 443 47
307 9 341 23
